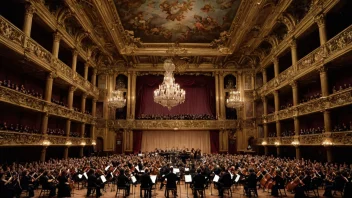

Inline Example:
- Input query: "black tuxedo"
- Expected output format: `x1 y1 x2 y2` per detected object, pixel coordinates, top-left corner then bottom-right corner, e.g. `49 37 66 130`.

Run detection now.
140 173 153 198
193 173 206 198
217 172 232 197
117 174 131 195
87 173 101 197
166 172 178 188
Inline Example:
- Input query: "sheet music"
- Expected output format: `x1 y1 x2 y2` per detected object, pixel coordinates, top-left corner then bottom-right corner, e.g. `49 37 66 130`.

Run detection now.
185 168 190 172
140 170 145 173
213 175 220 182
100 175 107 183
135 166 140 172
173 168 180 174
131 176 137 183
235 174 241 182
105 165 110 171
150 175 157 183
138 154 143 157
83 172 88 179
78 174 82 179
185 175 192 183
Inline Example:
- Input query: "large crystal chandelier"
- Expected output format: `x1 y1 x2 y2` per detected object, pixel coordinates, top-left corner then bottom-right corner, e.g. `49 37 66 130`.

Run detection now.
226 90 243 108
108 90 126 109
153 59 186 110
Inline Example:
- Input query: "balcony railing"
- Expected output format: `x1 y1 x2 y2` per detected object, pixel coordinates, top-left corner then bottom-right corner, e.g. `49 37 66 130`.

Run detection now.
258 24 352 96
257 132 352 146
0 131 92 146
0 86 95 124
104 119 241 130
0 16 99 97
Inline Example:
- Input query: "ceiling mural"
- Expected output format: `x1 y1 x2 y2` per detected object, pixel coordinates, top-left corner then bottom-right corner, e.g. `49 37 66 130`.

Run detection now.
114 0 241 43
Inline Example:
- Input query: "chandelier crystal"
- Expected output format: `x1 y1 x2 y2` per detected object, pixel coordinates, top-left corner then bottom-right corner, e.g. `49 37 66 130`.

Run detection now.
153 59 186 110
226 90 243 108
108 90 126 109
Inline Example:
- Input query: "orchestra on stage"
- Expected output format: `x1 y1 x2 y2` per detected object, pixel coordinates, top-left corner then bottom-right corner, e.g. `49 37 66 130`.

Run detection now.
0 148 351 197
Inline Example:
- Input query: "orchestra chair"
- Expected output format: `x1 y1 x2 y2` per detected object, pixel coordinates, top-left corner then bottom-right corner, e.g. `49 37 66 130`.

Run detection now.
115 186 128 197
140 186 153 198
244 187 258 197
222 186 232 197
38 188 51 197
304 179 320 198
86 186 98 197
193 186 206 198
164 187 177 198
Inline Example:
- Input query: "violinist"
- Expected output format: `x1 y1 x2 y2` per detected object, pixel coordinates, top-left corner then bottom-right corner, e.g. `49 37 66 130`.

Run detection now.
117 169 131 196
6 172 22 198
217 167 232 198
271 170 284 197
87 169 102 198
244 168 257 196
40 171 57 197
140 168 153 198
20 170 35 197
57 170 71 197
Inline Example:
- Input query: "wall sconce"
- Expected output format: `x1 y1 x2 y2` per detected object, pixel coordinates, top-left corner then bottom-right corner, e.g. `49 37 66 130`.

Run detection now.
261 141 267 145
65 141 72 146
322 139 333 146
92 141 96 145
291 141 300 146
42 140 51 146
274 141 280 146
80 141 86 146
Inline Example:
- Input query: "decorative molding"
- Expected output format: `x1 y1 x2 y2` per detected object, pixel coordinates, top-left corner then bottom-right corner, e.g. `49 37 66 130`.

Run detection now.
0 131 92 146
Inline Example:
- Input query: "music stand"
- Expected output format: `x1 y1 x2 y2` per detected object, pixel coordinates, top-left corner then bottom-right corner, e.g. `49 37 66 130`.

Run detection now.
184 175 192 198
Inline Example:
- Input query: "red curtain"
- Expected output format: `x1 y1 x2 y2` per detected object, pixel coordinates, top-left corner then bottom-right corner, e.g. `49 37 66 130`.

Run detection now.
136 75 215 117
210 130 219 153
133 130 143 154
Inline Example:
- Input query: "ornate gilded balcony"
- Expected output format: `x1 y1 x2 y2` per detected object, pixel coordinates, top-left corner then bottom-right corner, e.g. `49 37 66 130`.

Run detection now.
0 86 95 124
105 119 241 131
258 24 352 96
0 16 99 97
0 131 92 146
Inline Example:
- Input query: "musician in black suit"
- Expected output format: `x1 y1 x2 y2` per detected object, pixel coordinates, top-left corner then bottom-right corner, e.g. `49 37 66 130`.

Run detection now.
140 168 153 198
244 168 258 196
192 168 206 198
117 169 131 196
20 170 35 197
40 171 57 197
86 169 102 198
57 170 71 198
165 167 178 197
217 168 232 198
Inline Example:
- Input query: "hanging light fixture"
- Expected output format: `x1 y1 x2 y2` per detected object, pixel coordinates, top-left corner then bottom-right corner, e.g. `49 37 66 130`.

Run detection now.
108 90 126 109
153 59 186 110
226 90 243 108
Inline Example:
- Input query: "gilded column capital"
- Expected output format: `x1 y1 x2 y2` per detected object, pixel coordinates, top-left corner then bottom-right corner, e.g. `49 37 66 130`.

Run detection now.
272 56 278 65
53 32 62 42
72 49 78 57
261 68 266 74
69 86 77 92
273 90 279 96
48 72 57 79
317 65 328 73
82 93 88 99
290 80 298 88
25 3 36 16
84 62 90 68
261 96 267 103
314 13 326 27
289 37 297 49
92 97 98 103
92 68 97 75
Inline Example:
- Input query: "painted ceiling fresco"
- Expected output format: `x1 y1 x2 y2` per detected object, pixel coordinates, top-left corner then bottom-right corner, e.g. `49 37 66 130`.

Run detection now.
114 0 241 43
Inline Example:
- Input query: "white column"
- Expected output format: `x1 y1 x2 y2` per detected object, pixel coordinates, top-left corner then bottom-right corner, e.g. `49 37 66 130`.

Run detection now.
23 4 35 37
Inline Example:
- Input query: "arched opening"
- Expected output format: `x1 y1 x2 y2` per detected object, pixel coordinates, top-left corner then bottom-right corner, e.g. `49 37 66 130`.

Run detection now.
224 74 237 89
248 136 256 150
96 137 104 156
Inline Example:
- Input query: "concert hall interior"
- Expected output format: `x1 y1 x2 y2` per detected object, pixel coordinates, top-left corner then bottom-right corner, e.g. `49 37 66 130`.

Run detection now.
0 0 352 197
